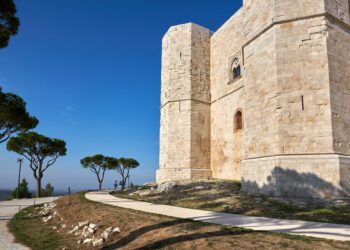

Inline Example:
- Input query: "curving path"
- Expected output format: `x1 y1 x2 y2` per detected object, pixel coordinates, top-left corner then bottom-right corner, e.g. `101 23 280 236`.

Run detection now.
0 197 59 250
86 190 350 242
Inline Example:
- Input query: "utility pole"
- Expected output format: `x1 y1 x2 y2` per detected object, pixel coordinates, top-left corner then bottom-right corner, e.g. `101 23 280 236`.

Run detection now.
16 158 23 199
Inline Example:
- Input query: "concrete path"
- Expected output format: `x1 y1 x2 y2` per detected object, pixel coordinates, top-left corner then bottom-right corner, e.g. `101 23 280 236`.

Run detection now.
0 197 59 250
86 190 350 242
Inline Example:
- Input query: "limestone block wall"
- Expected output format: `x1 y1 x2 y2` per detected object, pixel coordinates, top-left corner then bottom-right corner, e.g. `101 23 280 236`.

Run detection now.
158 0 350 198
275 16 333 155
327 18 350 155
157 23 211 183
274 0 325 22
210 0 277 180
240 1 350 197
273 0 350 24
243 28 279 159
209 0 340 179
325 0 350 24
340 156 350 192
242 155 349 198
210 0 275 104
211 86 244 180
189 24 211 171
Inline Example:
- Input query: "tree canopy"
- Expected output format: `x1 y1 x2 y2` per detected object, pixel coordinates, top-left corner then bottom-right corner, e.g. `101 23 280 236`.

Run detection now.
0 87 38 144
7 132 67 197
0 0 20 48
11 178 32 199
113 157 139 190
80 154 118 190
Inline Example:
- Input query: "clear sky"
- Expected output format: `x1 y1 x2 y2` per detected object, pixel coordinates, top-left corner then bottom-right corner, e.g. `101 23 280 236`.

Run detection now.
0 0 242 192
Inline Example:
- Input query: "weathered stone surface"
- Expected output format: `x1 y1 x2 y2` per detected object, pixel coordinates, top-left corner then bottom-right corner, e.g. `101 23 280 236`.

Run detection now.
67 226 79 234
157 0 350 198
78 221 89 229
83 238 93 245
42 215 53 223
101 227 113 240
143 182 158 188
157 182 177 193
89 223 99 231
92 238 104 247
39 202 56 216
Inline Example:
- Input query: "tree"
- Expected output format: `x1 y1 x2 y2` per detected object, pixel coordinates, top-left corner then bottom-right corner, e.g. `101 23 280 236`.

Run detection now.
113 157 139 190
0 0 20 48
7 132 67 197
42 183 54 197
80 155 118 190
11 178 32 199
0 87 38 144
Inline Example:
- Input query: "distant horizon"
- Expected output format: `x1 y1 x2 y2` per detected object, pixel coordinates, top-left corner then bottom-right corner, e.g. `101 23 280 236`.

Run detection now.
0 0 243 190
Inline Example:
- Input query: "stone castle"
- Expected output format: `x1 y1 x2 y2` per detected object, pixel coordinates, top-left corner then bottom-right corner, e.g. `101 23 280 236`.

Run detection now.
156 0 350 198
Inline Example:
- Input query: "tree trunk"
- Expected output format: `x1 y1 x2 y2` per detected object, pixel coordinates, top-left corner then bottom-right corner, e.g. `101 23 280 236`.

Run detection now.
36 177 42 198
99 181 102 190
121 179 125 191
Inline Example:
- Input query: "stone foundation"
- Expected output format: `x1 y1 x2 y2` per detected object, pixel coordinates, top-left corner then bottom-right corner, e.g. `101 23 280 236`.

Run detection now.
156 168 212 184
241 154 350 198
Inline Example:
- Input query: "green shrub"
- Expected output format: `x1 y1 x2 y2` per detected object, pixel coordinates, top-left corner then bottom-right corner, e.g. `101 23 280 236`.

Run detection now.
41 183 54 197
11 179 32 198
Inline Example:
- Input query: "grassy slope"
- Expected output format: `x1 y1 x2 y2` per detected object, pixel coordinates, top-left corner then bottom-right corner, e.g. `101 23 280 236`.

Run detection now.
9 206 61 250
8 192 350 250
113 180 350 225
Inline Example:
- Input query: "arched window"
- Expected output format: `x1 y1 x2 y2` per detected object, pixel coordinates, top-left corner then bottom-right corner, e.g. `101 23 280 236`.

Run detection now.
235 111 243 130
232 58 241 79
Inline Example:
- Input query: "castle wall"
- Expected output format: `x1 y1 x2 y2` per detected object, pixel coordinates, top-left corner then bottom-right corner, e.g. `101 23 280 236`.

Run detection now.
241 2 350 197
241 155 346 198
273 0 325 21
190 25 211 171
275 16 333 155
327 18 350 156
210 0 277 180
158 0 350 197
325 0 350 24
209 0 333 180
157 23 211 183
211 87 244 180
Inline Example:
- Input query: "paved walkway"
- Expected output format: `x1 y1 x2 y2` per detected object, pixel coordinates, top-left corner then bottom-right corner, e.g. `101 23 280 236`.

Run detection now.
86 191 350 242
0 197 59 250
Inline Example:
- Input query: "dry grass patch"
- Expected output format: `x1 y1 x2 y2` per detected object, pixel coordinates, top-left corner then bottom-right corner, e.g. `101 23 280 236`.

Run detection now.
8 192 350 250
114 180 350 225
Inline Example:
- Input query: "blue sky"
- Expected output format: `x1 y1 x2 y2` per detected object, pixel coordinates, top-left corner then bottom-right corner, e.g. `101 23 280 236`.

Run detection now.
0 0 242 191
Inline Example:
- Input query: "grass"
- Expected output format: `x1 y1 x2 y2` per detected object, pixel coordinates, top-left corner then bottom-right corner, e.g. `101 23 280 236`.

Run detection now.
7 192 350 249
297 207 335 216
9 206 61 250
112 180 350 225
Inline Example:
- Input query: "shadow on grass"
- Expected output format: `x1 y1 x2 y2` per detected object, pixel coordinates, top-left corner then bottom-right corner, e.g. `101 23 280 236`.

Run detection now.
103 219 251 250
133 228 250 250
102 219 189 249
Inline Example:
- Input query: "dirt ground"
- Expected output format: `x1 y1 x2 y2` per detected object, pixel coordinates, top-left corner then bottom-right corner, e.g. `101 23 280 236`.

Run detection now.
9 192 350 250
114 180 350 225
